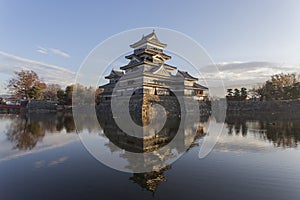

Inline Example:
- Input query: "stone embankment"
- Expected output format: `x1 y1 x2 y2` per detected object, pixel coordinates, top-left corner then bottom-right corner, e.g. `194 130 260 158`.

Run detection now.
27 100 58 113
227 100 300 113
96 94 211 121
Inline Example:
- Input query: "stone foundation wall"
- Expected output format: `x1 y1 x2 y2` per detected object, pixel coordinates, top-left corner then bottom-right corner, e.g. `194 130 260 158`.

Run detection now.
96 94 211 121
28 100 57 113
227 100 300 113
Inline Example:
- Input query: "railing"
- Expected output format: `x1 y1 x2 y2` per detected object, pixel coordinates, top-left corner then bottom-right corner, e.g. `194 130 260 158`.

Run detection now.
0 105 26 109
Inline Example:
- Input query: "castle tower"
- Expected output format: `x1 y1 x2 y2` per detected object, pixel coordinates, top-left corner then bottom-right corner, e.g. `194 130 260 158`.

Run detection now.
118 30 177 97
97 31 209 124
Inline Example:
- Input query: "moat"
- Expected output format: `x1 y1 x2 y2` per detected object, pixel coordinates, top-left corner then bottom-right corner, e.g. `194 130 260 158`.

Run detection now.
0 112 300 199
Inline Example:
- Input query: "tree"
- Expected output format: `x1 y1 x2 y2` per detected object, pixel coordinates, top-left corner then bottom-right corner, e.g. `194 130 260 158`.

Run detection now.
42 84 61 101
250 86 265 101
95 88 103 105
7 70 46 100
28 86 41 100
72 84 96 105
226 88 248 101
240 87 248 101
272 73 296 88
291 82 300 99
57 89 65 104
233 88 240 100
226 89 233 99
252 73 300 101
64 85 74 105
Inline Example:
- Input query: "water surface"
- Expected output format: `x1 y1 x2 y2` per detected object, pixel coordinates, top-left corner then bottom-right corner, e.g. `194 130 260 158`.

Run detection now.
0 113 299 200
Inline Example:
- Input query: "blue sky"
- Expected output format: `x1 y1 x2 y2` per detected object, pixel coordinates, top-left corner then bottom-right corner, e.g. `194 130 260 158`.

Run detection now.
1 0 300 93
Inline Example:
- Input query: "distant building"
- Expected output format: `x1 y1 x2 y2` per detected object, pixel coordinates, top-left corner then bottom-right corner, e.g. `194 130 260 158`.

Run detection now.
99 31 208 102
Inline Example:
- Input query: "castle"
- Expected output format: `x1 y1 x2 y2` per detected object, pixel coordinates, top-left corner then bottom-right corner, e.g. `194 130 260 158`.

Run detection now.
98 31 208 103
98 31 209 122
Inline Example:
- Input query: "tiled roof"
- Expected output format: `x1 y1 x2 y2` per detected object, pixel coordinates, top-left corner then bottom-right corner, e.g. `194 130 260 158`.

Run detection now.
194 83 208 90
177 70 198 81
130 30 167 48
105 70 124 79
112 70 124 77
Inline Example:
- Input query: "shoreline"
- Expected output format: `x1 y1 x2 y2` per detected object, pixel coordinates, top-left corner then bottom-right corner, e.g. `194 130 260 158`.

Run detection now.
226 100 300 113
2 99 300 116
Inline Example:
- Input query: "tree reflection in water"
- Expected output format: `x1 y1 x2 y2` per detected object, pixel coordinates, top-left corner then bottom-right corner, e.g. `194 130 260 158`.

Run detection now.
4 113 76 150
259 120 300 148
6 116 45 150
4 112 106 151
226 115 248 136
226 113 300 148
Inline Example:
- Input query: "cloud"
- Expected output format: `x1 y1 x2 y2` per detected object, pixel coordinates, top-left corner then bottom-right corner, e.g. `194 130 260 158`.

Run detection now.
50 48 70 58
48 156 68 167
36 46 48 54
214 134 275 154
34 156 69 168
0 51 76 89
36 46 70 58
201 61 300 87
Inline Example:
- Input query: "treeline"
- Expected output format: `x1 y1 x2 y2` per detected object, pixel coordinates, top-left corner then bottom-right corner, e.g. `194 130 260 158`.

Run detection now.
226 87 248 101
226 73 300 101
4 70 97 105
251 73 300 101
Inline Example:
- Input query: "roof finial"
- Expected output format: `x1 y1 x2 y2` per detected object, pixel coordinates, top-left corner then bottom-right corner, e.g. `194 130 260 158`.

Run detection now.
152 29 155 33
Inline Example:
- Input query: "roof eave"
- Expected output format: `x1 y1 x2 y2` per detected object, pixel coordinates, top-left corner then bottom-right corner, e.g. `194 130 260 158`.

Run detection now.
130 41 167 49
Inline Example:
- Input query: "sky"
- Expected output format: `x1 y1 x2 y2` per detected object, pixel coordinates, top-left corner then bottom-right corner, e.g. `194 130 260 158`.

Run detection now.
1 0 300 94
